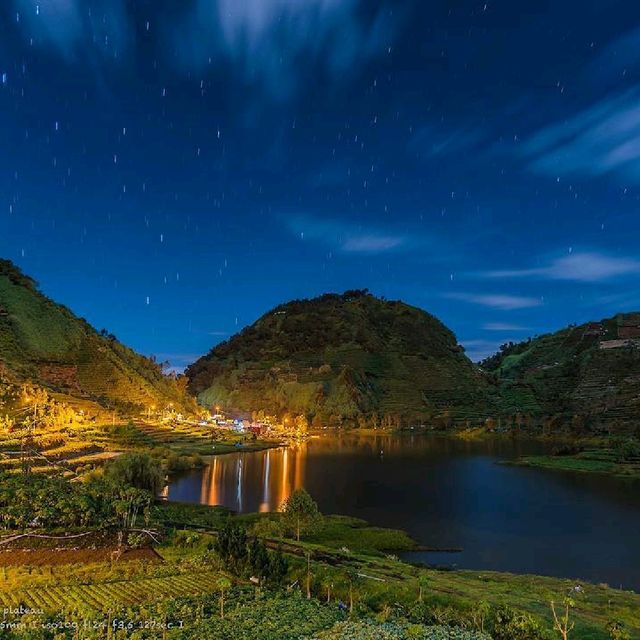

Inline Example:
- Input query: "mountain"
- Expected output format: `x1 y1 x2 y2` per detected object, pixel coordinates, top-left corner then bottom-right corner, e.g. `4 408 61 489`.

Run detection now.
484 313 640 435
186 290 493 426
0 259 195 414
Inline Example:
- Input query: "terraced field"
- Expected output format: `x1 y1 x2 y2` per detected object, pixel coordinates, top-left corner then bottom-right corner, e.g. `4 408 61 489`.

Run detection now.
0 570 223 612
0 418 274 476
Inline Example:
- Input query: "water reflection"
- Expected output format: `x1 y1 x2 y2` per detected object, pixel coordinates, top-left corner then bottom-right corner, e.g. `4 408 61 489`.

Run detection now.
167 434 640 589
186 444 308 512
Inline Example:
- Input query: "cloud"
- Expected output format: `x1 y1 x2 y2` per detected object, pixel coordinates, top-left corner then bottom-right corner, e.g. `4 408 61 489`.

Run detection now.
11 1 399 99
484 252 640 283
13 0 132 61
342 235 404 252
446 293 542 310
483 322 531 331
521 88 640 182
409 124 487 159
171 0 398 100
287 215 407 254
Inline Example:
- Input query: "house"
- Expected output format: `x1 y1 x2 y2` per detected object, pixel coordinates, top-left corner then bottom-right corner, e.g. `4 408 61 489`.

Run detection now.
600 339 633 350
583 322 603 337
617 313 640 340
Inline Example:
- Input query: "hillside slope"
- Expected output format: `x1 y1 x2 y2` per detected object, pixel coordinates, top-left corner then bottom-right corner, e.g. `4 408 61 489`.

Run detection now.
186 290 493 426
485 313 640 435
0 259 194 414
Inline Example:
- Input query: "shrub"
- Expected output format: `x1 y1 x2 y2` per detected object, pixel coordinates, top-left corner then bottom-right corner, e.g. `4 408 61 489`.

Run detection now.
490 605 546 640
105 452 164 494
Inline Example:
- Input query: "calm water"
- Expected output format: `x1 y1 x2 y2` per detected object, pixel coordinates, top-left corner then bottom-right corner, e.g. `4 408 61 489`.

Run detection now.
166 434 640 590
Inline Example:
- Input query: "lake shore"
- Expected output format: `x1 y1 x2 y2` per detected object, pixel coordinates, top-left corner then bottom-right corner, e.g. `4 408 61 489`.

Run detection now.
504 451 640 479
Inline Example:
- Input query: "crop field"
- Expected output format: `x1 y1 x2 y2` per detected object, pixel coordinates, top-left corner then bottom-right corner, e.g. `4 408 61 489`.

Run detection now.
0 569 224 612
0 418 275 476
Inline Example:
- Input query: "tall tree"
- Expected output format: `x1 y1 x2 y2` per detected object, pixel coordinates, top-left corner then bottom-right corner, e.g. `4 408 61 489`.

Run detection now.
281 488 321 541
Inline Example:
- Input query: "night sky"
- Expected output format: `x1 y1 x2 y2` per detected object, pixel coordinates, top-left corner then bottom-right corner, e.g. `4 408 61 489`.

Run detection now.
2 1 640 369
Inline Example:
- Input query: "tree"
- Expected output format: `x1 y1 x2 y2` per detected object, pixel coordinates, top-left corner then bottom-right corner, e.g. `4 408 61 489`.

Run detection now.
345 568 361 614
215 521 248 573
305 550 313 599
216 577 231 618
281 488 321 541
607 620 631 640
105 453 164 495
294 414 308 436
551 598 575 640
248 537 270 583
113 487 151 531
417 575 430 603
268 545 288 586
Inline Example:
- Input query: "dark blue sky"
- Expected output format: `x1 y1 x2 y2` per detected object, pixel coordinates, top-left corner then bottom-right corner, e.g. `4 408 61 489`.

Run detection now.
2 0 640 368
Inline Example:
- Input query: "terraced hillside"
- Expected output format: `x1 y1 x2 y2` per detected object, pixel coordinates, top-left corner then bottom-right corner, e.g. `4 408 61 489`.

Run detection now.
186 290 494 426
485 313 640 435
0 259 195 415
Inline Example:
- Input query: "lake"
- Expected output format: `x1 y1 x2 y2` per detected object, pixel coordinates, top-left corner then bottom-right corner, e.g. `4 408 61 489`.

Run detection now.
166 433 640 590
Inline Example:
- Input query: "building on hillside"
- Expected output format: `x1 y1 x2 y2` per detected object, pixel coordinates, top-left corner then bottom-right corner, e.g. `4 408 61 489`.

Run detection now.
617 313 640 340
600 339 634 350
582 322 604 337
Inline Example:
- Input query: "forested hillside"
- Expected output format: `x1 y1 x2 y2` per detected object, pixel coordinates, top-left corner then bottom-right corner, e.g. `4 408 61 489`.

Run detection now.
187 290 493 427
0 259 195 415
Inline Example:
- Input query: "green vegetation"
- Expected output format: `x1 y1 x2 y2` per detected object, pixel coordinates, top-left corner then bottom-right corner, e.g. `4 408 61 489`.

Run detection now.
187 290 493 427
0 259 196 416
104 452 165 493
281 488 322 541
0 473 638 639
507 440 640 479
483 313 640 436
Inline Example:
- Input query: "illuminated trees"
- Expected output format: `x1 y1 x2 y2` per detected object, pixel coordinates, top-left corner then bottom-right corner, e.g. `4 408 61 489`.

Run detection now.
281 488 321 542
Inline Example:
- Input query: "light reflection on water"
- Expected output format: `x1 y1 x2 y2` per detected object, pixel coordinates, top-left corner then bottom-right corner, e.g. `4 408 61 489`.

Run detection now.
175 444 308 513
166 434 640 589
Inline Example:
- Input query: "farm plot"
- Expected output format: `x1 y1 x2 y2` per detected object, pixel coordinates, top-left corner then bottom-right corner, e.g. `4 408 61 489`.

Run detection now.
0 570 223 612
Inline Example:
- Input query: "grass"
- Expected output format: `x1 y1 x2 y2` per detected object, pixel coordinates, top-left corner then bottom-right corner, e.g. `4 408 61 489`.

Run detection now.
298 515 418 554
152 504 640 639
0 504 638 639
507 449 640 479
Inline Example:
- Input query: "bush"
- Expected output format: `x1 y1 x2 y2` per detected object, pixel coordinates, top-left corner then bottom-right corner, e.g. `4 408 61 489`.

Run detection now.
105 452 164 494
490 605 546 640
551 443 583 457
127 532 148 549
314 620 492 640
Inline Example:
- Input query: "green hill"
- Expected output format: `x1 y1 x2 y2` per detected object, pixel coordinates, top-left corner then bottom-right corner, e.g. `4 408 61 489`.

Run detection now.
484 313 640 435
186 290 493 426
0 259 195 415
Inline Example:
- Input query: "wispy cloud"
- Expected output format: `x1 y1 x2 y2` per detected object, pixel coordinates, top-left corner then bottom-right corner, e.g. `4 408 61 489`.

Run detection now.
13 0 132 61
521 88 640 182
446 292 542 310
287 215 407 254
484 252 640 283
409 124 487 159
483 322 531 331
11 1 399 100
170 0 399 100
